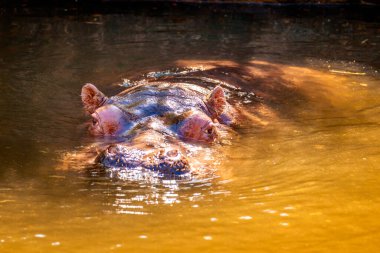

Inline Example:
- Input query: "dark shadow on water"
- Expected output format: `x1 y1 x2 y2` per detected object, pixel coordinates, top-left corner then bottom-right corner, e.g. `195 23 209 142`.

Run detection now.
0 137 55 179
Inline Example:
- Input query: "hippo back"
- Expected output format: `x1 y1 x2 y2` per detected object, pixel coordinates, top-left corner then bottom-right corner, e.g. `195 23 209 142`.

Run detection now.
110 82 211 118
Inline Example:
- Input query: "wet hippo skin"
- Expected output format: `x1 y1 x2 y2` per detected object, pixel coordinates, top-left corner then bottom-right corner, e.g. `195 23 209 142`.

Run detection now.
81 77 238 179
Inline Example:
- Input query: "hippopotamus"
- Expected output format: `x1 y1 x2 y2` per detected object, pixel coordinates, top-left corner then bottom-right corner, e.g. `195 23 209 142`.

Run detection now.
80 78 239 180
64 59 349 181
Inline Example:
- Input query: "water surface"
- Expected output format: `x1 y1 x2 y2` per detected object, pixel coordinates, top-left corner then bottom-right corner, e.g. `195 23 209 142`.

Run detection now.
0 6 379 253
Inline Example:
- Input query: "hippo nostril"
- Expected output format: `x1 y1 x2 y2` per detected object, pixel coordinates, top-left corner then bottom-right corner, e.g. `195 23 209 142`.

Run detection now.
99 144 145 169
166 149 179 158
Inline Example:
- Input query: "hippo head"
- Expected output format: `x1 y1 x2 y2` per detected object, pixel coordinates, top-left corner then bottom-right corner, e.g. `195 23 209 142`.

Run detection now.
81 82 235 178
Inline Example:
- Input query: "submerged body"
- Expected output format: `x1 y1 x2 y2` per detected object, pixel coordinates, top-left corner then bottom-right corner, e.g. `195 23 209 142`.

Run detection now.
75 59 354 180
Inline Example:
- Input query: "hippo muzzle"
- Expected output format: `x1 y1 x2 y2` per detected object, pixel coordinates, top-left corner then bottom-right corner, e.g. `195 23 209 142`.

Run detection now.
97 144 191 177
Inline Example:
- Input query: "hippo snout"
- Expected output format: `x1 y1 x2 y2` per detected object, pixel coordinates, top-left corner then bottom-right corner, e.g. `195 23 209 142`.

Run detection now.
144 148 190 175
97 144 144 168
97 144 190 176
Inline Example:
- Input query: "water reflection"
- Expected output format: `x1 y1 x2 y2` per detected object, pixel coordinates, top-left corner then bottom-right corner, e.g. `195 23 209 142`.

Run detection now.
64 167 220 216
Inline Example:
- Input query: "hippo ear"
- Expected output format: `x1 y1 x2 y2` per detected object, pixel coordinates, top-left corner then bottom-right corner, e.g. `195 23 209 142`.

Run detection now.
206 86 227 118
81 83 108 114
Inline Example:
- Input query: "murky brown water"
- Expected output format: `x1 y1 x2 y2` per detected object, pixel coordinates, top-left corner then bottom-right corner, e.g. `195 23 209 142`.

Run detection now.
0 5 379 253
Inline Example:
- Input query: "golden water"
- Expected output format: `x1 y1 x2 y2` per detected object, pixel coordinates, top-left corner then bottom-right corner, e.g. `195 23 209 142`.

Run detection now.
0 7 379 253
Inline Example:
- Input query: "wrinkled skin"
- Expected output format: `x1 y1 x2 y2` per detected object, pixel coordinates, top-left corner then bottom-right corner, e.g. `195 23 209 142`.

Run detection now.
81 81 237 178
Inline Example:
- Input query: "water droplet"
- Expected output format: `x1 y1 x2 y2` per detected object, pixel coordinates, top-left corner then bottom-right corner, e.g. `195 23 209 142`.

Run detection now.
280 222 289 227
139 235 148 239
34 234 46 238
280 213 289 217
210 217 218 222
239 216 252 220
203 235 212 240
51 242 60 246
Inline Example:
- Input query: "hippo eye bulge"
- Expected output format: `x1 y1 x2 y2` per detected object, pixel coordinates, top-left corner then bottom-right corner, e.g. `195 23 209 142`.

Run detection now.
203 124 215 135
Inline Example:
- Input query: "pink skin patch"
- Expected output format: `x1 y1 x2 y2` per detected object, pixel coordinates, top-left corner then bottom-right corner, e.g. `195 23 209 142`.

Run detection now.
90 105 126 136
178 111 218 143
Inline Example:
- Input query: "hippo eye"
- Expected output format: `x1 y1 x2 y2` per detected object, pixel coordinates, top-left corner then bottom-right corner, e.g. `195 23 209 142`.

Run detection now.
204 125 214 135
92 118 98 125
